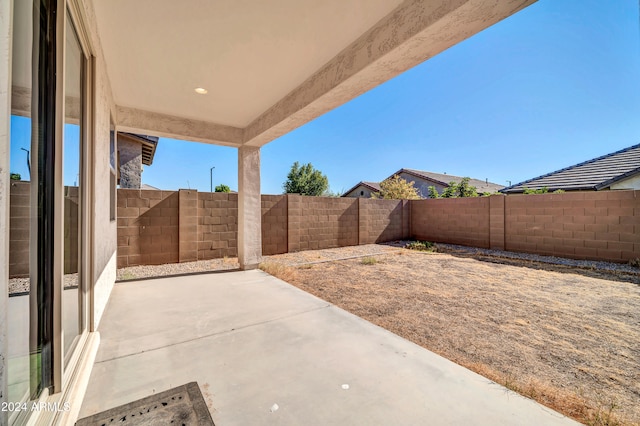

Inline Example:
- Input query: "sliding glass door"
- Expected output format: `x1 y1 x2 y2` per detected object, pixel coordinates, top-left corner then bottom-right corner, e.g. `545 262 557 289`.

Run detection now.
7 1 90 423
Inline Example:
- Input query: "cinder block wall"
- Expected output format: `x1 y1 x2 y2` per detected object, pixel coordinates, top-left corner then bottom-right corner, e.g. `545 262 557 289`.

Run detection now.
14 186 640 273
504 191 639 262
9 181 81 277
358 198 409 244
411 197 491 248
288 195 359 251
117 189 179 268
116 192 407 266
9 181 30 277
197 192 238 260
262 195 287 255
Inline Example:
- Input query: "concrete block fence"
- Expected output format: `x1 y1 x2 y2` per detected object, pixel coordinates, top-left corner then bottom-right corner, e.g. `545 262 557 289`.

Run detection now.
9 184 640 275
412 191 640 263
116 191 411 268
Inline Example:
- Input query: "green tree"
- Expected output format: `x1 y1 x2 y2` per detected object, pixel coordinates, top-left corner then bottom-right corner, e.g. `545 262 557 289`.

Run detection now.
283 162 329 196
523 186 548 194
215 184 231 193
427 186 440 199
440 177 478 198
10 173 21 181
372 175 420 200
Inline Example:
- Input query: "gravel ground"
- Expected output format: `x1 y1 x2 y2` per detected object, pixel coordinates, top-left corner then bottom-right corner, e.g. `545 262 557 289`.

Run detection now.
117 257 239 281
432 242 640 275
9 273 79 295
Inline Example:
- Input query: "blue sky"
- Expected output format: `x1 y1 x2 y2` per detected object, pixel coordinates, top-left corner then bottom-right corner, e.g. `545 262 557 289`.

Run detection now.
10 0 640 194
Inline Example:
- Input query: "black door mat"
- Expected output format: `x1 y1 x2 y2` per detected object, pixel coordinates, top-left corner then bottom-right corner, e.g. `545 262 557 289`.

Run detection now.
76 382 215 426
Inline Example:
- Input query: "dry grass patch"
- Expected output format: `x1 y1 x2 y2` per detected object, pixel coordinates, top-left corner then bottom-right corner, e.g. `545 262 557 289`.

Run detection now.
259 262 298 282
263 250 640 426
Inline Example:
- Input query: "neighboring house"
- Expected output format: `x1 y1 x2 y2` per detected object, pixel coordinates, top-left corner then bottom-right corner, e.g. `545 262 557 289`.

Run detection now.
342 169 504 198
117 133 159 189
500 143 640 194
342 181 381 198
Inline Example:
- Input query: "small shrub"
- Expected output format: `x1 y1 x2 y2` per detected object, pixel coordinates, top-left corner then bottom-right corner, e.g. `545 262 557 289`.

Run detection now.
405 241 436 252
360 257 377 265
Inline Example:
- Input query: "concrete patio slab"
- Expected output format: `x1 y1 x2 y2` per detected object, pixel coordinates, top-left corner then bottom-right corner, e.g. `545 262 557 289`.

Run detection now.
79 270 579 425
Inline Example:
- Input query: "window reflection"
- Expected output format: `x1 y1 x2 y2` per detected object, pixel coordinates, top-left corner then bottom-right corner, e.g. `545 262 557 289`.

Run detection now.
7 0 35 420
63 13 84 363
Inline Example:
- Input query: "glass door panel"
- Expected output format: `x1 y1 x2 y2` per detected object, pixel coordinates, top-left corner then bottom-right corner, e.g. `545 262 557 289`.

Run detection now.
8 0 36 418
62 14 84 363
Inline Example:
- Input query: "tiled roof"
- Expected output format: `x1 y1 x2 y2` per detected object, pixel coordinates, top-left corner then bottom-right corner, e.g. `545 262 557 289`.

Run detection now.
397 169 505 194
361 181 381 191
342 181 381 196
500 143 640 193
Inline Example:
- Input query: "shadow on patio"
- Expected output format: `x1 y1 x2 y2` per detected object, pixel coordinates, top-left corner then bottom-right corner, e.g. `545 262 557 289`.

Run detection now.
79 270 577 425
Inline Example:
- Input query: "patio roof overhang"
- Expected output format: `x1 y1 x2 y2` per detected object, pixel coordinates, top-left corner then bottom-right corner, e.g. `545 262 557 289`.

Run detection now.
92 0 536 148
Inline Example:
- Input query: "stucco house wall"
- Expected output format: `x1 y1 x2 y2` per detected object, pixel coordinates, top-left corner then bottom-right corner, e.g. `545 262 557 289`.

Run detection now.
343 184 377 198
397 172 446 198
80 0 118 330
610 174 640 190
117 136 142 189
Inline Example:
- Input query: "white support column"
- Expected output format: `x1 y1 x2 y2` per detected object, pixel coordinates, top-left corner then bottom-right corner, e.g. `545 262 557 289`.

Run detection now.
0 0 12 418
237 145 262 270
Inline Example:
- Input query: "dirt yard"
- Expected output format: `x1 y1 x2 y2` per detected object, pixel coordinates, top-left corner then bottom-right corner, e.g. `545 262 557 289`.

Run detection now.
262 248 640 426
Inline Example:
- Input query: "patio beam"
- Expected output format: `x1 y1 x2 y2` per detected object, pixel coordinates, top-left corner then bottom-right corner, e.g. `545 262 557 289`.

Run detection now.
237 146 262 270
116 105 244 147
242 0 536 147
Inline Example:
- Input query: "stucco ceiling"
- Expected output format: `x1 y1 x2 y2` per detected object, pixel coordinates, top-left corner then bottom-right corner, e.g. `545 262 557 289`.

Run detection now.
91 0 537 147
92 0 405 128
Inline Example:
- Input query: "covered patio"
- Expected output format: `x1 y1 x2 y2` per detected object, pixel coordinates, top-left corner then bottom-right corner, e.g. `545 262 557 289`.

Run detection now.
2 1 549 424
78 270 577 425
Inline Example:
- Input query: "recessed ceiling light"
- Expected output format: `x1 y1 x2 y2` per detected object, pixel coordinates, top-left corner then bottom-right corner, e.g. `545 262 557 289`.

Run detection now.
195 87 208 94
